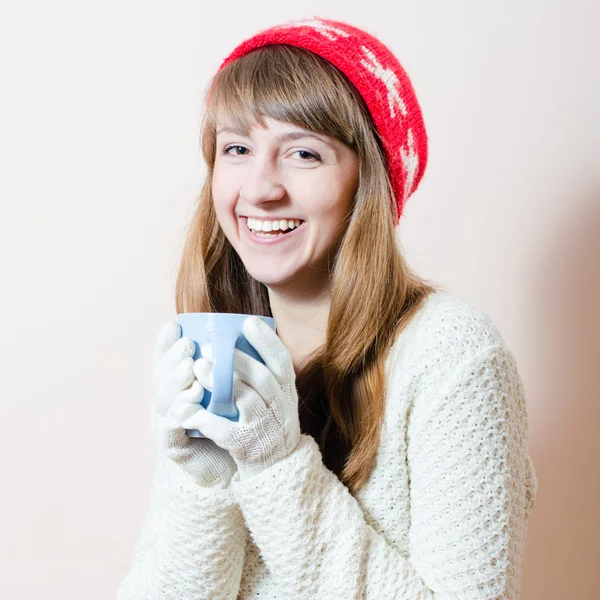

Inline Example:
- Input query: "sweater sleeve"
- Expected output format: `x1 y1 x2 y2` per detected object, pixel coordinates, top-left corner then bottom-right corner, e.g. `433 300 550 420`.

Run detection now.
117 451 247 600
229 343 538 600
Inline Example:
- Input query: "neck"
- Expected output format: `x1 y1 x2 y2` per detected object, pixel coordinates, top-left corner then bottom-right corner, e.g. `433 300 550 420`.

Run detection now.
267 280 331 371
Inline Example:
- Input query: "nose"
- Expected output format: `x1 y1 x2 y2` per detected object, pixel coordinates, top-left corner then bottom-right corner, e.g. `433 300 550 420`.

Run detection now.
239 154 286 205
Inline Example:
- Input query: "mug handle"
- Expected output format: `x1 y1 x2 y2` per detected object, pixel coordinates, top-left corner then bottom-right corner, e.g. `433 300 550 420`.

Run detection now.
207 329 240 420
184 328 241 438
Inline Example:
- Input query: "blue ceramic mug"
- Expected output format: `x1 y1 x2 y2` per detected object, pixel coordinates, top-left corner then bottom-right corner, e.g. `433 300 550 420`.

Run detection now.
176 312 277 438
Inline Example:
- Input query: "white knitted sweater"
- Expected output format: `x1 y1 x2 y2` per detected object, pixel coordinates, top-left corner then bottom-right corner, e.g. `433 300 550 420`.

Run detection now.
117 290 538 599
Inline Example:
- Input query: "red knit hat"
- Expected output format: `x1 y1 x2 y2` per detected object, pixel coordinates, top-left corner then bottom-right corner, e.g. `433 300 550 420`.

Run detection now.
215 17 428 226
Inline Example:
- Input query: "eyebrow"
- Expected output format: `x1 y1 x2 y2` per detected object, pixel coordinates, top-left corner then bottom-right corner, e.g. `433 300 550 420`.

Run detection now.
216 127 331 146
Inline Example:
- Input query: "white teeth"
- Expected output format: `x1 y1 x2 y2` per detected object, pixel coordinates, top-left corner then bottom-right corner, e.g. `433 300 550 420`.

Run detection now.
247 217 303 233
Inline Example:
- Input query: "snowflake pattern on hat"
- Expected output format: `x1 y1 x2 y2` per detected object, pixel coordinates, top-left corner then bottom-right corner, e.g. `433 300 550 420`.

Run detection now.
359 46 408 120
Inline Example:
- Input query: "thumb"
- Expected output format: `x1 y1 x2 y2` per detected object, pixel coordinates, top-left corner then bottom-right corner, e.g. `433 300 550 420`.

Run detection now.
182 406 235 449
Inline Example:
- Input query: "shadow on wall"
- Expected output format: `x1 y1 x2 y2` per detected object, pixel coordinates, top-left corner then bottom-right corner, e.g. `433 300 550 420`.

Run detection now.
521 185 600 599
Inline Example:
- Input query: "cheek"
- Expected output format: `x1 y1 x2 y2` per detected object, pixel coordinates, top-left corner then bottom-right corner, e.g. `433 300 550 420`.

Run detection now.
211 170 227 198
316 187 355 241
212 172 238 210
309 182 352 224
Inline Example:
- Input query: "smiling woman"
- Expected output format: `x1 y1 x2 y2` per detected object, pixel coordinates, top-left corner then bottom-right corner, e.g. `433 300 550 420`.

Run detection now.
118 16 537 600
211 112 361 296
192 43 429 473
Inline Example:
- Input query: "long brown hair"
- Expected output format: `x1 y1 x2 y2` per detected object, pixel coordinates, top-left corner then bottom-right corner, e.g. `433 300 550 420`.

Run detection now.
175 45 442 493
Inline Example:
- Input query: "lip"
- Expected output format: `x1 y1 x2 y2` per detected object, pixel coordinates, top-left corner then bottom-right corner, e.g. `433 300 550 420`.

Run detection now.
239 216 307 245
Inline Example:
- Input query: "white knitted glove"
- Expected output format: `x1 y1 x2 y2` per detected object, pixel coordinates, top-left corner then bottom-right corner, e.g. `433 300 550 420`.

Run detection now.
181 316 301 480
151 320 237 489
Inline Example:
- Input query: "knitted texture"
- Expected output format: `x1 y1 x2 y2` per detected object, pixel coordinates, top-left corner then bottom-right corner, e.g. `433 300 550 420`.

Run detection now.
216 16 428 226
116 451 246 600
117 290 538 599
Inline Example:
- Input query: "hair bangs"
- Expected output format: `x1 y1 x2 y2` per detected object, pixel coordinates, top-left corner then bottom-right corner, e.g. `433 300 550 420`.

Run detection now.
205 45 362 150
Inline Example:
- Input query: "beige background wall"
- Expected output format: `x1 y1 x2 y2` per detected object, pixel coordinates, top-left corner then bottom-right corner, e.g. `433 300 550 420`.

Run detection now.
1 1 598 598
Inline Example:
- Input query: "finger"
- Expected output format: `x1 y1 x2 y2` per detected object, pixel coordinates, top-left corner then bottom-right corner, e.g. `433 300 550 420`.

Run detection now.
166 355 196 392
242 316 292 381
200 342 213 362
232 348 281 408
153 320 181 364
153 337 196 389
181 405 236 449
193 357 213 392
169 380 205 424
173 378 204 407
162 337 196 372
194 356 266 423
154 356 195 416
231 374 269 424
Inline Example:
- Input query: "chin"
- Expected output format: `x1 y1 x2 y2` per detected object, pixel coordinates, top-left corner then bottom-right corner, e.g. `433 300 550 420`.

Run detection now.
243 264 298 288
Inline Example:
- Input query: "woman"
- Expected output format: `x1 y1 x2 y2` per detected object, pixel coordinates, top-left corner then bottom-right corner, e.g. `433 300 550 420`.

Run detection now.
118 17 538 600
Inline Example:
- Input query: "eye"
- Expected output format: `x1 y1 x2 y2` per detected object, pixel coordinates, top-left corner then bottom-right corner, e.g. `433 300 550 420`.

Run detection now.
293 150 322 162
222 145 322 162
223 145 249 157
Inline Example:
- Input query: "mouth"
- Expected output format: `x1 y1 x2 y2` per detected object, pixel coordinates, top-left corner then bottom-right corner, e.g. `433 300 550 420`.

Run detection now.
239 216 307 244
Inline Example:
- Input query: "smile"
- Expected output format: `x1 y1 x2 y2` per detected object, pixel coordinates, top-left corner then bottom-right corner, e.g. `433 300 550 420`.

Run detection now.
239 216 307 245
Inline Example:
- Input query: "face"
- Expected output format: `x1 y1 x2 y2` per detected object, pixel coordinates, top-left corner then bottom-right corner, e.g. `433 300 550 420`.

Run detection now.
212 116 360 291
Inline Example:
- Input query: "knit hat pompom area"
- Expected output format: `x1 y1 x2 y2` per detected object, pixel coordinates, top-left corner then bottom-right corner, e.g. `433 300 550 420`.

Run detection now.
215 17 428 226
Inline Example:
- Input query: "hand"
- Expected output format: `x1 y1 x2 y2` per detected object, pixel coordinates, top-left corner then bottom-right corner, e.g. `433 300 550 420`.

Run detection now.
150 320 237 488
182 316 302 479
